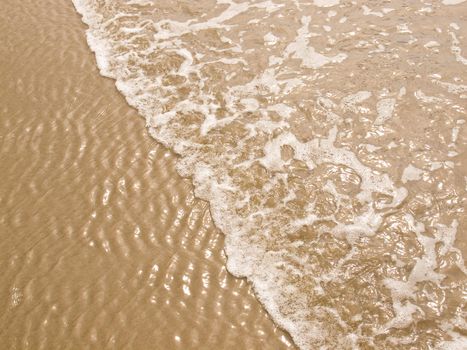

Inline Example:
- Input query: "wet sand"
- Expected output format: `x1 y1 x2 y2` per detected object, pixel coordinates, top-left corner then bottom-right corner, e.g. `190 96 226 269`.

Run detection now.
0 1 294 349
70 0 467 347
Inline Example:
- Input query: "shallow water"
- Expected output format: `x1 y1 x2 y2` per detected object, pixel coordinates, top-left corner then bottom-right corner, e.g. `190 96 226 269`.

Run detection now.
2 0 467 349
71 0 467 348
0 1 293 349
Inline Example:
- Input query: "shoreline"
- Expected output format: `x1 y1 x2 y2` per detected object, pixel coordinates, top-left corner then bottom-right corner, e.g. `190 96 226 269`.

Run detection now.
0 1 294 348
69 1 467 348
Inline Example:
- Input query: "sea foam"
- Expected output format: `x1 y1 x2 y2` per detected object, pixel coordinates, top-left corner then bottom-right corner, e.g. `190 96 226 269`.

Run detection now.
73 0 467 348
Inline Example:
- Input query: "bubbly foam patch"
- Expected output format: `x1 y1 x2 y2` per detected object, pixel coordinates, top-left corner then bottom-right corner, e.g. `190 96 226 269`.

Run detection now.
442 0 466 5
73 0 467 348
313 0 340 7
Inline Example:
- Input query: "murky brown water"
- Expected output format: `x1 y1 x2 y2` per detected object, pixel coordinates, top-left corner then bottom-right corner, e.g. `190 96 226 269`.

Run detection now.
0 1 294 349
68 0 467 348
2 0 467 349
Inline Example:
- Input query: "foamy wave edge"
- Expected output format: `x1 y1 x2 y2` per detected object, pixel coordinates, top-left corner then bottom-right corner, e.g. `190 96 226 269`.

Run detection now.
71 0 304 346
71 1 467 349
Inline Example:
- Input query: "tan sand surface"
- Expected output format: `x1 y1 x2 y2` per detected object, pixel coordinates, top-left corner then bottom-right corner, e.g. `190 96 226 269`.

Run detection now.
0 1 294 348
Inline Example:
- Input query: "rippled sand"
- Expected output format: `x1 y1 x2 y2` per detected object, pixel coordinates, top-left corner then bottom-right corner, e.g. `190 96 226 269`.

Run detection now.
0 1 293 349
2 0 467 349
71 0 467 348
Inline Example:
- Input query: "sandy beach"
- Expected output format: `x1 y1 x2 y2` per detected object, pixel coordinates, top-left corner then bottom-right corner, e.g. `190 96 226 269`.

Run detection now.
2 0 467 349
0 1 293 348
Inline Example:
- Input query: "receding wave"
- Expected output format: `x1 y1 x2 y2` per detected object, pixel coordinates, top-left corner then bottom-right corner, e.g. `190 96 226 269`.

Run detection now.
72 0 467 348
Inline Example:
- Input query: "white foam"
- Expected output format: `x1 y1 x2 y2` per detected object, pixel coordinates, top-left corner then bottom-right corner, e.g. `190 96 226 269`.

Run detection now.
401 164 424 183
424 40 440 49
442 0 466 5
341 91 371 109
264 32 279 45
433 80 467 95
72 1 467 348
362 5 384 17
450 32 467 65
374 98 396 125
313 0 340 7
285 16 347 69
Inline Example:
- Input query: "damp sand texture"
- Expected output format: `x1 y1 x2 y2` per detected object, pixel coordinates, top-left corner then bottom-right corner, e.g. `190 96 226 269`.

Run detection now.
0 0 293 349
2 0 467 349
